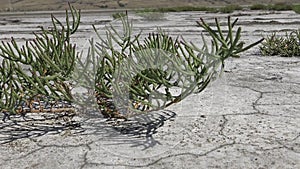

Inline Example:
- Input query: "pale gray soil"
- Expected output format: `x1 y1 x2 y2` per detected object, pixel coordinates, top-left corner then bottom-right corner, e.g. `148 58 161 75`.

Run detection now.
1 0 300 11
0 10 300 169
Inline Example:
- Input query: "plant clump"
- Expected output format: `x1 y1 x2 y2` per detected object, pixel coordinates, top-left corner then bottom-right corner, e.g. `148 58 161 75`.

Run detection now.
219 5 243 13
0 5 263 120
0 4 80 120
89 15 263 119
292 4 300 14
250 3 293 11
260 30 300 57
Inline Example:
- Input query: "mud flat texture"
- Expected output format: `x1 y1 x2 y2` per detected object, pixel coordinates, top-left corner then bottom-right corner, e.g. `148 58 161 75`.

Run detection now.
0 0 300 11
0 9 300 169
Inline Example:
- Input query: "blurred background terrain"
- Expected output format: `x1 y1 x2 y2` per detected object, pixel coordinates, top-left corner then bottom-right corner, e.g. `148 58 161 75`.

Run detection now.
0 0 299 11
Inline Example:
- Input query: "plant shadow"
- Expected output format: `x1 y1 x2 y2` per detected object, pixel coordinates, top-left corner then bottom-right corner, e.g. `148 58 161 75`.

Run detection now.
0 110 176 150
106 110 176 150
78 109 177 150
0 112 82 144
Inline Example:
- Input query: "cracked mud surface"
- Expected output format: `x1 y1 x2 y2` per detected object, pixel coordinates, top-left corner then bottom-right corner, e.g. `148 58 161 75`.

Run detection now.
0 10 300 168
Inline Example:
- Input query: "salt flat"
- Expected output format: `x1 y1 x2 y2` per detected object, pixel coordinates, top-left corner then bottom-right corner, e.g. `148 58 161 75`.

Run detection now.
0 10 299 169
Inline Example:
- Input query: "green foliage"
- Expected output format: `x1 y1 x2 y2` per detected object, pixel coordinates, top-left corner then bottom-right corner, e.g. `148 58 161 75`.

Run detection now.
271 3 293 11
90 16 263 118
139 3 300 13
250 3 294 11
260 30 300 57
251 3 300 14
218 5 243 13
0 4 80 116
293 5 300 14
0 5 262 120
112 12 127 20
250 4 269 10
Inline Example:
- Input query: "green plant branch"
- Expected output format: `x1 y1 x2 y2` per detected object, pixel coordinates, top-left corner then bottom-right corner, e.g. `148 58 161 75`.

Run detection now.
1 5 263 120
87 15 263 119
0 3 80 117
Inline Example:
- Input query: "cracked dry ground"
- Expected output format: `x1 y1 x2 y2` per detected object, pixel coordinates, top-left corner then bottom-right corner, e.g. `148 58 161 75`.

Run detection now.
1 54 299 169
0 54 299 169
0 11 300 169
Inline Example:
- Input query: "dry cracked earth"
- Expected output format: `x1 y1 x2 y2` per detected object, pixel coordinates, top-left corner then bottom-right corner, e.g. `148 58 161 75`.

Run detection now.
0 9 299 168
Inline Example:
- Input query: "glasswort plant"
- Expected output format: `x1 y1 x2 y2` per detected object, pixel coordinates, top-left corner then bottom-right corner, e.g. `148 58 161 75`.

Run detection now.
0 4 80 119
260 30 300 57
88 15 263 119
0 5 263 120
